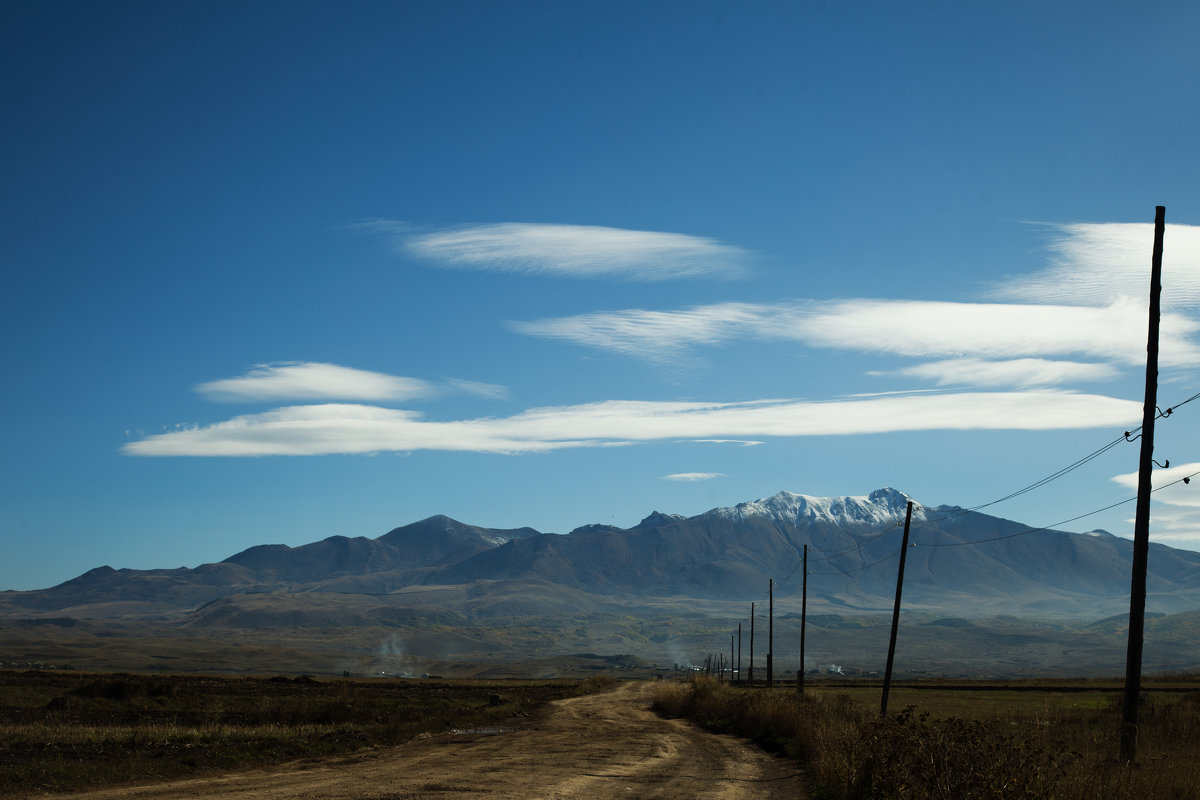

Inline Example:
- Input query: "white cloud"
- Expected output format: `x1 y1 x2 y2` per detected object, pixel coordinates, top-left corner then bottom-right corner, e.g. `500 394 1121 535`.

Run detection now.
992 222 1200 310
124 404 605 456
508 221 1200 383
510 302 772 359
1111 462 1200 503
512 297 1200 368
881 358 1121 388
1110 462 1200 545
125 390 1141 457
664 472 726 481
390 222 749 280
196 363 434 403
793 298 1200 366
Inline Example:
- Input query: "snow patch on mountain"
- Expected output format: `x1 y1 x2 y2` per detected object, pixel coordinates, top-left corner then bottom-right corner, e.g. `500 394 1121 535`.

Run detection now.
713 487 924 528
635 511 686 529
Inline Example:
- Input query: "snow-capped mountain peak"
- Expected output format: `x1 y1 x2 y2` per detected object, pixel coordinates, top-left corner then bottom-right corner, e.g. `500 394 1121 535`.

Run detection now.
713 487 923 527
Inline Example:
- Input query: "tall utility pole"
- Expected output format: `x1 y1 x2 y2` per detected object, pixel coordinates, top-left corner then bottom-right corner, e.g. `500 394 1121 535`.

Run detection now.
730 635 735 683
737 622 742 684
1121 205 1166 762
880 501 914 717
767 578 774 687
749 602 755 686
798 545 808 695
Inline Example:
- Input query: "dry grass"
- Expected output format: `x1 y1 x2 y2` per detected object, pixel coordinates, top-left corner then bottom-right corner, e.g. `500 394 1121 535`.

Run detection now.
0 670 619 797
654 677 1200 800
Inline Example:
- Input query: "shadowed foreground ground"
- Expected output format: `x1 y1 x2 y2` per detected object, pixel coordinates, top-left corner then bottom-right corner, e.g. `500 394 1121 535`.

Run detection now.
45 681 803 800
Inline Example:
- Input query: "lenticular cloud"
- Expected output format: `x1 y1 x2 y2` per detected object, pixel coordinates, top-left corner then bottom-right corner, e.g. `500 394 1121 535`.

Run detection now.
195 362 434 403
511 297 1200 369
400 222 749 280
124 391 1142 457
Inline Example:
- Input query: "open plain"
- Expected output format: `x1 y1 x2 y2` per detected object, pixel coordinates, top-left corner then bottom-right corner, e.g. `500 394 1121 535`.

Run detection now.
4 676 802 800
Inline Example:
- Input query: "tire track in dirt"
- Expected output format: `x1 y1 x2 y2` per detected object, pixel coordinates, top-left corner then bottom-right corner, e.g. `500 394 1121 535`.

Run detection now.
45 681 804 800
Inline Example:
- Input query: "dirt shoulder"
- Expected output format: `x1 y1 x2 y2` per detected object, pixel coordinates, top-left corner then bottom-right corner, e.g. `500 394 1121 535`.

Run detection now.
43 681 804 800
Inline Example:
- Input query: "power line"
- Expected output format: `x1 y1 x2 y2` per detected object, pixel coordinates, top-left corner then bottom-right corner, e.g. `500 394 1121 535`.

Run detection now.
799 470 1200 569
1162 387 1200 416
808 547 905 576
921 434 1130 525
913 384 1198 526
810 522 904 560
716 385 1200 664
914 469 1200 549
732 389 1200 604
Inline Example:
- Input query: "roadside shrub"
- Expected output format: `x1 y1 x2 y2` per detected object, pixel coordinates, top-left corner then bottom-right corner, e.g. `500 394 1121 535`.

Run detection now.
654 681 1079 800
847 707 1078 800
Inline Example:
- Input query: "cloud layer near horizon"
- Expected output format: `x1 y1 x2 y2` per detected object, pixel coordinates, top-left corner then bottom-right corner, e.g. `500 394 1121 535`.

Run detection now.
124 391 1142 457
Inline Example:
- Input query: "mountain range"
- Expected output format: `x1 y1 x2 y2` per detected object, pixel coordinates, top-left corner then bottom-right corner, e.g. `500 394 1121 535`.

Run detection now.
5 487 1199 622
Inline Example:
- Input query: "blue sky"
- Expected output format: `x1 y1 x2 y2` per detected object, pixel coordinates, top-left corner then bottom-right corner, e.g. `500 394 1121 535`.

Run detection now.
4 0 1200 591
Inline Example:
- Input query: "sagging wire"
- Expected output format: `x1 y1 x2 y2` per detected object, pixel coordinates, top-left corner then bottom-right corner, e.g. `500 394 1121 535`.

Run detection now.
812 520 906 560
807 547 906 576
913 468 1200 549
1127 388 1200 441
1163 387 1200 415
739 387 1200 593
917 385 1197 524
801 469 1200 572
921 434 1130 525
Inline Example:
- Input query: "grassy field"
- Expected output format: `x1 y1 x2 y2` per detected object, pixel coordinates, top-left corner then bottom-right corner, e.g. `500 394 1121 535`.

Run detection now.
654 676 1200 800
0 669 616 798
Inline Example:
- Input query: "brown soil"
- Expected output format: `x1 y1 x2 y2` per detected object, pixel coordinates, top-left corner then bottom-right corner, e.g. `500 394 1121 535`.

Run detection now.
43 681 804 799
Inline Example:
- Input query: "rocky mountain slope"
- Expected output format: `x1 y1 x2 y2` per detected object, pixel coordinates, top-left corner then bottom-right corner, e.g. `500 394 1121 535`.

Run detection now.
3 488 1199 622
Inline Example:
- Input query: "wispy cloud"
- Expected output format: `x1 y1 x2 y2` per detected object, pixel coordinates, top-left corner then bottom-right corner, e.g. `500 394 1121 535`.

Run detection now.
373 221 750 280
124 390 1141 457
691 439 764 446
992 222 1200 309
512 298 1200 368
124 404 603 456
792 298 1200 366
877 358 1121 388
510 302 773 359
196 363 435 403
444 378 511 400
664 472 726 481
194 363 511 405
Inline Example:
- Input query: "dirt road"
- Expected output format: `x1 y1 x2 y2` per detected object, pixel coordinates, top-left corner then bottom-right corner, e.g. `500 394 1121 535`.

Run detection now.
45 681 803 800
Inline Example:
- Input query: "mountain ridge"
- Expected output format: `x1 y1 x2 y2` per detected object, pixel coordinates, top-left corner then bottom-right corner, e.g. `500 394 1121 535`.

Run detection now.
3 488 1198 622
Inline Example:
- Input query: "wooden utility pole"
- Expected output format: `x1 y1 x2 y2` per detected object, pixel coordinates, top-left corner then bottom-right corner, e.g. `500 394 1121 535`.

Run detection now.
1121 205 1166 762
798 545 808 695
730 635 735 683
749 602 755 686
767 578 774 687
737 622 742 684
880 501 914 716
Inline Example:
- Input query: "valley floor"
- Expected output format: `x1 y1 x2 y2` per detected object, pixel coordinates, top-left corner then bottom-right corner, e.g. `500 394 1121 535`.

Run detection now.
42 681 804 800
